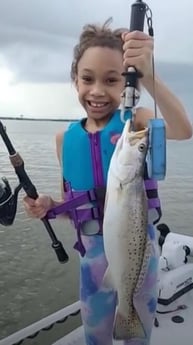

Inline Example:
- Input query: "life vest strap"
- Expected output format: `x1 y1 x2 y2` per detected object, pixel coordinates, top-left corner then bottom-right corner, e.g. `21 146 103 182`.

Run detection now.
46 184 105 221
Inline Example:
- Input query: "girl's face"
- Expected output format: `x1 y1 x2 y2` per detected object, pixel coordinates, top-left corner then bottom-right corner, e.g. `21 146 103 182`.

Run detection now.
75 46 125 122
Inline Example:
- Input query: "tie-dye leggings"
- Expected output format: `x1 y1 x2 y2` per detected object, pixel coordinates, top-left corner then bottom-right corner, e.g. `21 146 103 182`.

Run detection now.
79 224 159 345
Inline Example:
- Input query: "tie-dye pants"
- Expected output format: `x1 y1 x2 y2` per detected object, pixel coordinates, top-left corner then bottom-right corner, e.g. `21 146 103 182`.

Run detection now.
79 224 159 345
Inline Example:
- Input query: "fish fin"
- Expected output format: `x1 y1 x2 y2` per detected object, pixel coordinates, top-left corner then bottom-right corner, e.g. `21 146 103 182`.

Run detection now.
113 308 146 340
102 267 115 289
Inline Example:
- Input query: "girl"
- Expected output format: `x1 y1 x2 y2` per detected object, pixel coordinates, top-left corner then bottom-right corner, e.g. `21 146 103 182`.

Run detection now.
23 21 192 345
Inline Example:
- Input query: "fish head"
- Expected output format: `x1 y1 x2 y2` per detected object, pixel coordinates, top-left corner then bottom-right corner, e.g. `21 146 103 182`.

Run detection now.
111 120 148 183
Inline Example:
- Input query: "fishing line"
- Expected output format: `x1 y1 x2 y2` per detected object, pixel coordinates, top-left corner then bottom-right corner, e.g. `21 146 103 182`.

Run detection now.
145 4 158 120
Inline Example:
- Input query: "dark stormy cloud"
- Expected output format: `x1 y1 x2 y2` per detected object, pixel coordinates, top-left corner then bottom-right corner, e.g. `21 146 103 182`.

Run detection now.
0 0 193 84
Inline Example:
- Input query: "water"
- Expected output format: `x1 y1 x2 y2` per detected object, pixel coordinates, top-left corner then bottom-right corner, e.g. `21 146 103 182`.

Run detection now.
0 120 81 344
0 110 193 344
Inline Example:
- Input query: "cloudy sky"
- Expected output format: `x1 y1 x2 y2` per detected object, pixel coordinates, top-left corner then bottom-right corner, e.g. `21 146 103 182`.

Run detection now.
0 0 193 119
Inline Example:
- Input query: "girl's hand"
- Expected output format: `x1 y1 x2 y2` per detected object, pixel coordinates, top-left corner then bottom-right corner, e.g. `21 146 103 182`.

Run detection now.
23 194 53 219
122 30 154 80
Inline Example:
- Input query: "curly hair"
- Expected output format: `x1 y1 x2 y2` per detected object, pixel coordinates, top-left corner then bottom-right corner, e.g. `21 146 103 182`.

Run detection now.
70 18 127 81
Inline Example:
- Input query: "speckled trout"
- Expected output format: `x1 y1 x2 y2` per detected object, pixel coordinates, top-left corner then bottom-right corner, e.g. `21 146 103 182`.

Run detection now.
103 119 149 341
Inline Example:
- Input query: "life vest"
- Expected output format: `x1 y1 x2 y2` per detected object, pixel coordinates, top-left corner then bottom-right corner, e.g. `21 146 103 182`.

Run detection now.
47 110 162 256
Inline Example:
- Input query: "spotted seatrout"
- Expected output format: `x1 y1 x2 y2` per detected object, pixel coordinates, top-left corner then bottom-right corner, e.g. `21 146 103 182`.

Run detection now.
102 119 149 341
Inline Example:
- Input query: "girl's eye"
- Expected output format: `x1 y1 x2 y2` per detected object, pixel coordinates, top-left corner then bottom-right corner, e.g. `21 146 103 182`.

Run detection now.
106 78 118 84
81 76 93 83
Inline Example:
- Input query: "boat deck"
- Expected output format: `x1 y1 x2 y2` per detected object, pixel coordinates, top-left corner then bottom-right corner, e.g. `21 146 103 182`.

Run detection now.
53 291 193 345
0 291 192 345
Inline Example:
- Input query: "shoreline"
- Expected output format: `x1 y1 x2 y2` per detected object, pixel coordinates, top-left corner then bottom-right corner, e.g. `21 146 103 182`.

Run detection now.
0 116 79 122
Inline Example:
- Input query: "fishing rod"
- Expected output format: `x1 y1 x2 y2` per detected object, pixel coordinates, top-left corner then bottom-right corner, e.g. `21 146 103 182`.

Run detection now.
122 0 166 181
0 121 69 264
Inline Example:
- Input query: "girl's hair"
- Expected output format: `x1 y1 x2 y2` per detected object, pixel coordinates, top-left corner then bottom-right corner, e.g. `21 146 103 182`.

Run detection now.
70 18 127 81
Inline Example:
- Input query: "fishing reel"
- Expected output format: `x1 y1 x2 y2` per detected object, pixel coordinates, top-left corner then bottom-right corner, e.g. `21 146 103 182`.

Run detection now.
123 0 166 181
0 177 21 226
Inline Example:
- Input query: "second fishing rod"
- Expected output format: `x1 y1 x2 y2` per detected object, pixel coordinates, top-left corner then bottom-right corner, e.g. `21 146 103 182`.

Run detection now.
0 120 69 264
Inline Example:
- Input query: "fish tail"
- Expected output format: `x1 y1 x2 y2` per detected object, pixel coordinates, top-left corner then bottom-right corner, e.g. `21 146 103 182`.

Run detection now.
113 308 146 340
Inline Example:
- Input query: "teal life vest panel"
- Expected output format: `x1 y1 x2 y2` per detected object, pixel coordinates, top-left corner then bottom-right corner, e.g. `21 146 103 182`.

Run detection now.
62 109 131 190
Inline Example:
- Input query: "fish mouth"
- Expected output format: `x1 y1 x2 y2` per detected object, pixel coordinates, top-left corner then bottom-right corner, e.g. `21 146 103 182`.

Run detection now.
127 121 148 136
132 128 148 141
126 122 148 146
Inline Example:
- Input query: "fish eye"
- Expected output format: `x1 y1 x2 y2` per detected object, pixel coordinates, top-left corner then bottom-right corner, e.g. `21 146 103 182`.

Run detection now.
138 143 146 152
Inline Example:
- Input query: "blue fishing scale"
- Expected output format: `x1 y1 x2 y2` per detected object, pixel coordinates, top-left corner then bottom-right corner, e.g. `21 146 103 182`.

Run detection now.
121 0 166 181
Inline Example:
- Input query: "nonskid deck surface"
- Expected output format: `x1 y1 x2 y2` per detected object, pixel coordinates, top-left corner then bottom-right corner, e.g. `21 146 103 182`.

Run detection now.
53 291 193 345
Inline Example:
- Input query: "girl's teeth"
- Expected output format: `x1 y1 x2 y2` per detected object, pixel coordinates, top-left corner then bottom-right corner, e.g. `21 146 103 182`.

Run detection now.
90 102 107 108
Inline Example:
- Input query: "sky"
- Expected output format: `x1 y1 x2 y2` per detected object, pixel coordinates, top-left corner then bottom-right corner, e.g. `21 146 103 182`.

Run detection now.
0 0 193 119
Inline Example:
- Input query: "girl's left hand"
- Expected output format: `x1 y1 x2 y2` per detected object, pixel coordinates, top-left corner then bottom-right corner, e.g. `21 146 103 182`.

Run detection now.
122 31 154 80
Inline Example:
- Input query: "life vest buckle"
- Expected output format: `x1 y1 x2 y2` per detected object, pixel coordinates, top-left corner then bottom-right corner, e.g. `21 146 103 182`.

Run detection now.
88 187 106 203
90 206 101 220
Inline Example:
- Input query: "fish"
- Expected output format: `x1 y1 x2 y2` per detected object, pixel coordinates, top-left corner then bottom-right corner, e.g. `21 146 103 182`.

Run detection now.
102 119 149 341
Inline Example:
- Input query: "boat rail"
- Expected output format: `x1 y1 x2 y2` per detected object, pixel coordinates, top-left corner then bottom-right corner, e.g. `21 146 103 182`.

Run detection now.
0 302 81 345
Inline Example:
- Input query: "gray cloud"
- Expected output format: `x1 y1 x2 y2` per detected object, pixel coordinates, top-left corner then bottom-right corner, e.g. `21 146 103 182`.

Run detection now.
0 0 193 84
0 20 76 83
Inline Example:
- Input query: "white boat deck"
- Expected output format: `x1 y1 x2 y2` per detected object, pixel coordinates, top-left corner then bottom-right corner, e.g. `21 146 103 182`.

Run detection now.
53 291 193 345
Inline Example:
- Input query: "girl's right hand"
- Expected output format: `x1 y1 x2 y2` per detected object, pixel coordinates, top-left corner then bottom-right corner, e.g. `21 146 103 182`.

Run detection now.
23 194 53 219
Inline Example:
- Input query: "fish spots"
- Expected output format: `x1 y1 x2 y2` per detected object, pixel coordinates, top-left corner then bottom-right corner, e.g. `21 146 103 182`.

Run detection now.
113 311 128 339
114 308 146 340
125 226 146 289
147 297 157 313
134 240 152 293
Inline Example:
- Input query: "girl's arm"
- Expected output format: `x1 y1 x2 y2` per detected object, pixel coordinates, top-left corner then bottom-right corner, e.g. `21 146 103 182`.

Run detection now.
138 75 192 140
